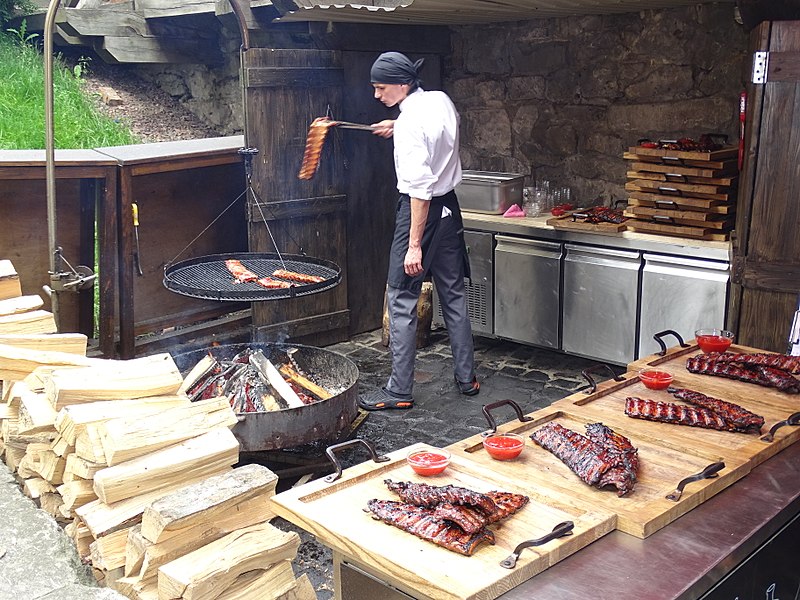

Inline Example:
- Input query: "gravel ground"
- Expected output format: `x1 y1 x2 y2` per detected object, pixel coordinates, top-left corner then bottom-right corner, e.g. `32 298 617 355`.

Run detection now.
77 59 224 143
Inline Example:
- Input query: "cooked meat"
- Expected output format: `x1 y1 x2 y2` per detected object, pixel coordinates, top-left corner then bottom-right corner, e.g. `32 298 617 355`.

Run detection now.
530 422 637 497
256 276 293 289
365 499 495 556
225 259 258 283
483 490 530 523
272 269 324 284
384 480 499 516
686 356 800 394
670 387 764 433
700 352 800 374
585 421 639 473
624 397 731 431
432 503 487 533
298 117 335 180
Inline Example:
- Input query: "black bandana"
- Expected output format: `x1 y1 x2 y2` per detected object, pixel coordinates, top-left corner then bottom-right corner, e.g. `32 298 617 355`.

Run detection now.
370 52 425 86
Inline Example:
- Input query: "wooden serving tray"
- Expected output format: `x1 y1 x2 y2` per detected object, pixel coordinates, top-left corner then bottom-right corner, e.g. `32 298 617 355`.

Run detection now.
625 181 735 202
627 194 734 214
270 443 615 600
623 207 734 227
626 170 737 187
623 152 736 171
627 160 739 179
452 408 748 539
626 145 739 162
626 220 732 241
546 211 627 233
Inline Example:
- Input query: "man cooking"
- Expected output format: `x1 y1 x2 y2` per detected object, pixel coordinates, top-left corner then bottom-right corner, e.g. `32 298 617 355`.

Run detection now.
358 51 479 411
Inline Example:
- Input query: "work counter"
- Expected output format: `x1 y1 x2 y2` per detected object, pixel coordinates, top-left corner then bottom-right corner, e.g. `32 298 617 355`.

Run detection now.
461 212 731 262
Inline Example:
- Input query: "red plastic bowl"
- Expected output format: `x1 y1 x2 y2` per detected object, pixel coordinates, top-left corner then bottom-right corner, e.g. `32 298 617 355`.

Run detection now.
483 432 525 461
407 448 451 476
695 329 734 353
639 369 674 390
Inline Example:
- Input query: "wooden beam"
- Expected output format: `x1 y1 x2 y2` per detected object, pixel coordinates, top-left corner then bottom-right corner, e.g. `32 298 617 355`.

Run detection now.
95 35 223 65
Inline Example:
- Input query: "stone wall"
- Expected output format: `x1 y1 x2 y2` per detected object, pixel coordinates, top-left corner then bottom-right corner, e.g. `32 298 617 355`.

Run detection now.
446 4 749 204
132 4 749 205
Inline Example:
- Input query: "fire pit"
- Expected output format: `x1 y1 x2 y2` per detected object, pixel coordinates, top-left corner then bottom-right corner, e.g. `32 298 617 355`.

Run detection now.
171 343 359 452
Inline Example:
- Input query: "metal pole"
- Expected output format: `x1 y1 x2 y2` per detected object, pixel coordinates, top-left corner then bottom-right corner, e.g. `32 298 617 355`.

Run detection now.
43 0 62 328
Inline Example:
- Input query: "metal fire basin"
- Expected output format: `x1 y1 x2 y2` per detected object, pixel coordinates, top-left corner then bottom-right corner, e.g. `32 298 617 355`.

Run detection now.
171 343 359 452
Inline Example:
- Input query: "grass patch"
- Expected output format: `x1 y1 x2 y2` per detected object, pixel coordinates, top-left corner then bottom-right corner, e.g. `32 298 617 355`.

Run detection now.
0 29 138 149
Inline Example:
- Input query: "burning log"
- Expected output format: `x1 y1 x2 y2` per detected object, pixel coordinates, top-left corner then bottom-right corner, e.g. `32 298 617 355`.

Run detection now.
181 347 334 414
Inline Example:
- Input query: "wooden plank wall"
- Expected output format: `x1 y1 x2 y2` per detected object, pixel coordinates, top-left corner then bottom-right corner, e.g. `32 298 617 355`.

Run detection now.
0 178 84 333
731 19 800 351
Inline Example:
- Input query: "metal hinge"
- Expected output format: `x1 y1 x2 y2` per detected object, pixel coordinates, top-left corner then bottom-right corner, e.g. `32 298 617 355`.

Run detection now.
752 51 769 84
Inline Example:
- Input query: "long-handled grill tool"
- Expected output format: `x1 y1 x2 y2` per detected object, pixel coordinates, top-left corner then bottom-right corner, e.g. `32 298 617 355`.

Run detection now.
330 120 376 132
132 202 143 276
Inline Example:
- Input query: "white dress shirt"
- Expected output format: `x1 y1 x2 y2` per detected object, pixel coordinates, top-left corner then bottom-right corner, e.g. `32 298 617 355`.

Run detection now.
393 88 462 203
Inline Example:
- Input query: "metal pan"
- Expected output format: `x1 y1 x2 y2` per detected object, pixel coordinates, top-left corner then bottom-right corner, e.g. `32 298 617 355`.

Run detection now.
163 252 341 301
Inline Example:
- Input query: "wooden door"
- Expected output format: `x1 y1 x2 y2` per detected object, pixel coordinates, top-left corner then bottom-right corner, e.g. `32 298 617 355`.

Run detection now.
243 49 349 345
731 20 800 352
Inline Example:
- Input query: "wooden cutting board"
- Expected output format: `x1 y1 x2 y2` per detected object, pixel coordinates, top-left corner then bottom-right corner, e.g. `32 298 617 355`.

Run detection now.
626 145 739 162
451 408 748 539
623 152 736 171
546 211 627 233
270 443 615 600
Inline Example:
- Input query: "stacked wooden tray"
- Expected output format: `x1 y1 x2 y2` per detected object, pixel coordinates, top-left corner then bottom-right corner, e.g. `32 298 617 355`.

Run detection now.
623 144 739 240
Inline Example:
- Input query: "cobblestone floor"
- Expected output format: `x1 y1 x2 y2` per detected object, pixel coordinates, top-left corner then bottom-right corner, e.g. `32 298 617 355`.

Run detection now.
271 327 615 598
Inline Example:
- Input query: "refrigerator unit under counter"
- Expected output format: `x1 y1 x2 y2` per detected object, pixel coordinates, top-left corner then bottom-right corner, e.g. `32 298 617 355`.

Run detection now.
493 235 563 349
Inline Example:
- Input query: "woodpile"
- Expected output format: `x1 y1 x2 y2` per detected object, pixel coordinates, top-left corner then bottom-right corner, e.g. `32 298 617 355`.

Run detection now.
0 259 317 600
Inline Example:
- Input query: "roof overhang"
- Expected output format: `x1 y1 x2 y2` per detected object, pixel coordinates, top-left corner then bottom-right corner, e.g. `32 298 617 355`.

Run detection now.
272 0 738 25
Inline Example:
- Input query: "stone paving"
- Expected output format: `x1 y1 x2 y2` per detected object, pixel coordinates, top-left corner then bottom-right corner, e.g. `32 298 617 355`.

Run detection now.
0 327 615 600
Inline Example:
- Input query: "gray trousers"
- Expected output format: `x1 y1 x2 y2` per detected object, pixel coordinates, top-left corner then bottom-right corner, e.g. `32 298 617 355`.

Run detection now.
386 216 475 397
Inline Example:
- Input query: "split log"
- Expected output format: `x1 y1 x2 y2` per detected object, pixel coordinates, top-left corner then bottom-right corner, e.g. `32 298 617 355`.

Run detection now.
157 522 300 600
278 363 331 400
177 353 216 396
76 467 233 539
39 491 66 521
99 396 237 466
0 260 21 300
58 478 98 510
3 444 25 471
258 354 304 409
65 453 104 480
33 449 66 484
214 561 296 600
133 495 276 580
89 526 132 571
0 295 43 316
55 395 189 446
140 464 277 543
0 332 87 354
276 574 316 600
45 353 184 410
0 310 57 335
67 519 94 562
0 341 94 380
75 422 108 464
93 427 239 505
16 451 41 479
23 477 55 499
50 433 74 457
17 388 57 435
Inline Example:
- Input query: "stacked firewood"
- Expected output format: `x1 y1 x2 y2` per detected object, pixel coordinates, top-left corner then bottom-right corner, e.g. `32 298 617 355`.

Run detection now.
0 259 316 600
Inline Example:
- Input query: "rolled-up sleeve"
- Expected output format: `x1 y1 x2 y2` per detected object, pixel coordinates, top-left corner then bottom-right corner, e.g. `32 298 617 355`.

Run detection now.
394 123 435 200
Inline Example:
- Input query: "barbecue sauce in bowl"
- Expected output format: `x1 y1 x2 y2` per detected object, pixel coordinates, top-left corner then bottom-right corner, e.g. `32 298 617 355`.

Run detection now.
639 369 673 390
483 433 525 460
695 329 734 353
407 448 450 476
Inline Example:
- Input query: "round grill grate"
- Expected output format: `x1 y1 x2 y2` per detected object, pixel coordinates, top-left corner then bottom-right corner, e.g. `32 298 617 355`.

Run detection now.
163 252 341 301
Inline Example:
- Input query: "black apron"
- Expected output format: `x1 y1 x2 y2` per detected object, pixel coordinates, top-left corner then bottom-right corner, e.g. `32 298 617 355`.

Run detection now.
387 190 471 292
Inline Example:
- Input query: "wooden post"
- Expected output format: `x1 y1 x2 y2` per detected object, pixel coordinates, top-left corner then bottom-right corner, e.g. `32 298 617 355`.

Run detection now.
381 282 433 349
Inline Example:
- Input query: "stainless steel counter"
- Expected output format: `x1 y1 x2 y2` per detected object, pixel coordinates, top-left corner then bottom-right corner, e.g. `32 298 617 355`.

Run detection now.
498 441 800 600
462 213 731 262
